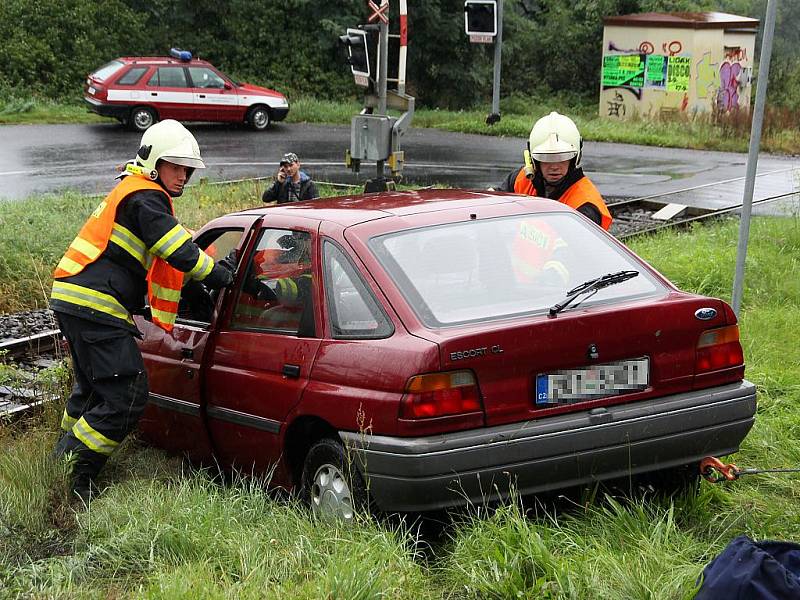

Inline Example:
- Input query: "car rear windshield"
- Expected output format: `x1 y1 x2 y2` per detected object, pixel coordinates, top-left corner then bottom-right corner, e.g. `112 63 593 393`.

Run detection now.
90 60 125 81
369 212 662 327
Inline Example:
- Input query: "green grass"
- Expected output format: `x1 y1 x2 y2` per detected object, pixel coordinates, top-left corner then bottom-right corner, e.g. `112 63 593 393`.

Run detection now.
4 93 800 154
1 186 799 598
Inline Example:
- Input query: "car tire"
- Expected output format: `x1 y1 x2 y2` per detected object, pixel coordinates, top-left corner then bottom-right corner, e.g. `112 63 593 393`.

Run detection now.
300 438 368 522
247 105 271 131
129 107 157 132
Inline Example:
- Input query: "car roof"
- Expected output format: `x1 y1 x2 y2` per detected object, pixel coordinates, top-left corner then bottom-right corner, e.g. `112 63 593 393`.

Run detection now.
117 56 214 67
227 188 574 228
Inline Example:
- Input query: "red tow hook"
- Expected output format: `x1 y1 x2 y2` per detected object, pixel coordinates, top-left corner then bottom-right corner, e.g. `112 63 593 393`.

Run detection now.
700 456 740 483
700 456 800 483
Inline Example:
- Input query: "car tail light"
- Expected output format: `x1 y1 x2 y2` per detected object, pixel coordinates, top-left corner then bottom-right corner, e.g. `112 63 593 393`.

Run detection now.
696 325 744 373
400 370 483 419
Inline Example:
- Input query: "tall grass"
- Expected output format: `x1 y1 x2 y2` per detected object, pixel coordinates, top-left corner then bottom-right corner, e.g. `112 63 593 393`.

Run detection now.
1 185 799 599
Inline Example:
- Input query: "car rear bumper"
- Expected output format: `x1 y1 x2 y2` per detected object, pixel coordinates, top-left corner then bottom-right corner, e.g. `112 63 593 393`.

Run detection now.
339 380 757 512
84 96 129 120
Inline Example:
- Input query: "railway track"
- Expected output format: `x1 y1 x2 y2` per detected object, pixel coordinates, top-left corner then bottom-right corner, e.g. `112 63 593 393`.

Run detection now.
1 172 797 419
0 328 62 421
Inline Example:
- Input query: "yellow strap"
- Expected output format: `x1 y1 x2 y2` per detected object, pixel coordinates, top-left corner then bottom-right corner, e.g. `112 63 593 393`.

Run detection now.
150 282 181 302
56 255 84 276
150 224 191 259
69 236 102 260
73 417 119 456
51 281 133 324
150 306 177 327
110 223 147 266
188 251 214 280
61 410 78 432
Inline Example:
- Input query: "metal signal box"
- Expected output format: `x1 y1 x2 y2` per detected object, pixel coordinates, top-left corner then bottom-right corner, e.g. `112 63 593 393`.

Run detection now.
350 115 393 161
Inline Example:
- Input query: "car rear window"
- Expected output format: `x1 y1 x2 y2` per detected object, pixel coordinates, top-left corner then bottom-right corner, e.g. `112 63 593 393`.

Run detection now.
115 66 148 86
368 212 662 327
90 60 125 81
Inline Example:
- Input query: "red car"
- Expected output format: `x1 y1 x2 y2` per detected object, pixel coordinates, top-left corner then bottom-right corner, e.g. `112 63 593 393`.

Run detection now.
84 51 289 132
136 190 756 519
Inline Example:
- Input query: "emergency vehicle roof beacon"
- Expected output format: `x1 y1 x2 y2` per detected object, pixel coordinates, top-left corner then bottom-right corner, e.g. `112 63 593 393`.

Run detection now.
134 119 206 179
528 111 582 166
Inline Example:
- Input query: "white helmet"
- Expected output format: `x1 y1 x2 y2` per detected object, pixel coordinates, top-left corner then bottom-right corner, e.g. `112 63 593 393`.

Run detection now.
528 111 582 166
134 119 205 178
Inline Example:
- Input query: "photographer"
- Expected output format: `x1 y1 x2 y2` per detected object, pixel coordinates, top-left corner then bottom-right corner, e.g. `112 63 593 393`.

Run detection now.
262 152 319 204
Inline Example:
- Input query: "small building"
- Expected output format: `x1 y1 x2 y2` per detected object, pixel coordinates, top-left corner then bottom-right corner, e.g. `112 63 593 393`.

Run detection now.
599 12 759 120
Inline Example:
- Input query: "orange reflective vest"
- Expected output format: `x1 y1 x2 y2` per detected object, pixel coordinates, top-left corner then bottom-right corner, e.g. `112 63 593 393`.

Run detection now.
53 175 184 332
512 168 613 231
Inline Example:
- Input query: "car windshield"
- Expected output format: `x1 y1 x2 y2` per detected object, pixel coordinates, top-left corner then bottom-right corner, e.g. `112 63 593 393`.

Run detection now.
369 212 662 327
91 60 125 81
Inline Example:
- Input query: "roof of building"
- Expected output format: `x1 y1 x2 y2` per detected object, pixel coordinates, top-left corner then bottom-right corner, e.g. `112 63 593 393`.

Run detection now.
603 12 759 31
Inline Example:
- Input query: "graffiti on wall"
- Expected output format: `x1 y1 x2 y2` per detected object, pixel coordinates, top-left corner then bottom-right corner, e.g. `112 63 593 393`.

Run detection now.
716 46 750 113
696 53 720 99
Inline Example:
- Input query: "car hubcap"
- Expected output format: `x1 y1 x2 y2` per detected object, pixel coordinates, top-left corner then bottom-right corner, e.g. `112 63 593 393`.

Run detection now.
253 110 267 128
311 464 354 521
135 111 153 129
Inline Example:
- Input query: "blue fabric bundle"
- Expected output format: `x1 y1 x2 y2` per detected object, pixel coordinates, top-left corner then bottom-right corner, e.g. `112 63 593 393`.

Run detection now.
695 535 800 599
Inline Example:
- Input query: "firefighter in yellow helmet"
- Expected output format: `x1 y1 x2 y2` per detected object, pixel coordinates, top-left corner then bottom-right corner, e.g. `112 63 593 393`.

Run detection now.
496 112 612 231
50 119 235 503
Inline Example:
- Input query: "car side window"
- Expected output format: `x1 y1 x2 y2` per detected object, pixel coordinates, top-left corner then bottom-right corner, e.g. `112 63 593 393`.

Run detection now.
230 229 316 337
323 241 393 339
116 67 148 86
188 67 226 89
177 228 244 325
149 67 189 88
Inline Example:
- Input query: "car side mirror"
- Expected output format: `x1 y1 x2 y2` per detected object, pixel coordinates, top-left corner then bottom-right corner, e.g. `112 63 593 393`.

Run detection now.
224 82 232 90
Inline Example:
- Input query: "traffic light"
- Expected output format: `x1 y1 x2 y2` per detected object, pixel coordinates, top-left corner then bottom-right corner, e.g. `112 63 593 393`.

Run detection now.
464 0 497 36
339 28 371 79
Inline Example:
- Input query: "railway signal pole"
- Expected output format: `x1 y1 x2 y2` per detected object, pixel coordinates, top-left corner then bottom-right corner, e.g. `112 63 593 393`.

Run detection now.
732 0 778 315
341 0 415 192
464 0 503 125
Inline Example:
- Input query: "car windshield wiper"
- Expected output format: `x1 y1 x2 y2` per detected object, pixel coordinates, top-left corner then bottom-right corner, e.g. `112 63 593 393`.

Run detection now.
548 270 639 317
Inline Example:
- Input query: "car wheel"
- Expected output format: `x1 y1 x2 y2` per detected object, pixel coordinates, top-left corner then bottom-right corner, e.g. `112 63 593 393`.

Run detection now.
129 107 157 132
301 438 367 522
247 105 271 131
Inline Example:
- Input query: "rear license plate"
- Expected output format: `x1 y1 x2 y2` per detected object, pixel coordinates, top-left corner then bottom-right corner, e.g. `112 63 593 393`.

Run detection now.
88 86 96 95
535 357 649 405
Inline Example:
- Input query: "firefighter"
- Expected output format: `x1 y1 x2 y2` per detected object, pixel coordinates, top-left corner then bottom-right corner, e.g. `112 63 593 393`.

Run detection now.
50 119 234 502
496 112 612 231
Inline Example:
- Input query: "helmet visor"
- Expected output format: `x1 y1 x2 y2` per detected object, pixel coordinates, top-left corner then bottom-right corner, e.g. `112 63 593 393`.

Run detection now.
531 151 577 163
160 155 206 169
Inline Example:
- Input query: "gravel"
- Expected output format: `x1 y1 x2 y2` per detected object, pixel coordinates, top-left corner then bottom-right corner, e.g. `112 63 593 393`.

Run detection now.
0 309 58 344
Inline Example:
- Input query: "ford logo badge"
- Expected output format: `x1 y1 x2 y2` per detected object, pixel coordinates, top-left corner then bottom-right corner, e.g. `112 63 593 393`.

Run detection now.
695 307 717 321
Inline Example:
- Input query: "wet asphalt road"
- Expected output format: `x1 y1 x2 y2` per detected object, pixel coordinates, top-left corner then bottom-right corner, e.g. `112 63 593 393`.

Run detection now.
0 121 797 204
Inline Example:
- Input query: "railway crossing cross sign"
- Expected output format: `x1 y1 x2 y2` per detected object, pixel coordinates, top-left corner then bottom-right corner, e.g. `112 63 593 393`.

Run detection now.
368 0 389 24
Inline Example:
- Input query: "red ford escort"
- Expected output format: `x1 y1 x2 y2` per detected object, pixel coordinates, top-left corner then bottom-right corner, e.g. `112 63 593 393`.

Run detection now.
84 50 289 132
136 190 756 519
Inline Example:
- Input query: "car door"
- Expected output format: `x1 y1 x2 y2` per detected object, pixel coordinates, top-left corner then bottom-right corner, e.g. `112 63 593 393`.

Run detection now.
137 222 253 462
187 66 241 122
204 216 322 480
145 66 195 120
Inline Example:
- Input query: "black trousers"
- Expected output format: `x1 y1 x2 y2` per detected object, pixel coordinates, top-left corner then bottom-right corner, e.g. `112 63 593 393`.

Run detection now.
54 311 149 475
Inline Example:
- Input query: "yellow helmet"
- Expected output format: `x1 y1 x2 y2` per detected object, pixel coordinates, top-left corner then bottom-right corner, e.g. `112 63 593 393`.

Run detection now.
134 119 205 179
528 111 582 167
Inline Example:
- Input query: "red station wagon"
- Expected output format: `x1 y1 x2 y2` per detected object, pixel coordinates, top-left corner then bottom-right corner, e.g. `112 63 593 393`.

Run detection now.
136 190 756 519
84 51 289 132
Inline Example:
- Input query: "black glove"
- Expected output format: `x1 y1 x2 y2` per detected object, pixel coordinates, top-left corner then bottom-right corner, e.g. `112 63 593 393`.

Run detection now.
203 261 235 289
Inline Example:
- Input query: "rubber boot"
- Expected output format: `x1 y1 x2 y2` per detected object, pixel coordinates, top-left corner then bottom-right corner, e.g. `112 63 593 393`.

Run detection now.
70 452 107 505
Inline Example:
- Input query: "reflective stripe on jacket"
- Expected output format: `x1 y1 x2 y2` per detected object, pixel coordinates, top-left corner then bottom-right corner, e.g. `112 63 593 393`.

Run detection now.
53 176 186 331
512 168 613 231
